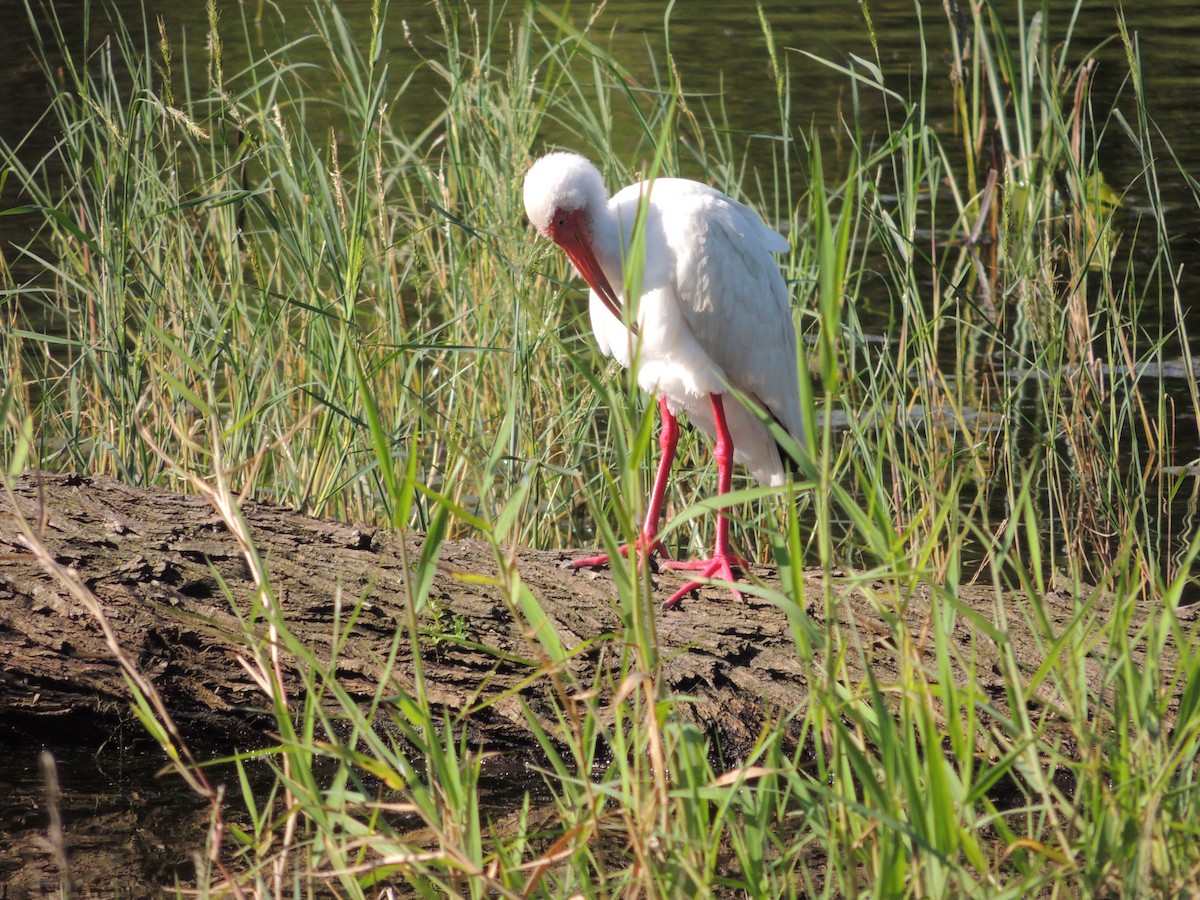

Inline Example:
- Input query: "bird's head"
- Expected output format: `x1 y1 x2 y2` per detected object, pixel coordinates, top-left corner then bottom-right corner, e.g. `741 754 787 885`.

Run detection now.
523 151 608 243
523 152 628 329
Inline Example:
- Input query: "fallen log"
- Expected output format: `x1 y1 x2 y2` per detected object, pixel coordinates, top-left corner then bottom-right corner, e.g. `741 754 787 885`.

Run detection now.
0 470 1188 758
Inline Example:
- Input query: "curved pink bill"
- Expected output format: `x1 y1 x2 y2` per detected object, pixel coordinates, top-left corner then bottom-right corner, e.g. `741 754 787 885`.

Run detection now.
551 209 636 334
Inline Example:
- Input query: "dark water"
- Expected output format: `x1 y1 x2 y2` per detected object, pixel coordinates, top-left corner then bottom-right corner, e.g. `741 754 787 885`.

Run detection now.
2 0 1199 893
0 736 203 896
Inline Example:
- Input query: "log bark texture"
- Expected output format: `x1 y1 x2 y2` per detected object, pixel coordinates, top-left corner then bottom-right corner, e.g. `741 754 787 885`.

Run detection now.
0 470 1190 758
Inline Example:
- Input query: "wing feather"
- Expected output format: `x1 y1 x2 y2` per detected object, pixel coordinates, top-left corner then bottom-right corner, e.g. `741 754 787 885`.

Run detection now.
664 187 802 441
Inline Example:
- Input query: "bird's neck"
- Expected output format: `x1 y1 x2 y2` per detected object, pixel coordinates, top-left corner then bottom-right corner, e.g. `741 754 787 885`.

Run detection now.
587 204 622 277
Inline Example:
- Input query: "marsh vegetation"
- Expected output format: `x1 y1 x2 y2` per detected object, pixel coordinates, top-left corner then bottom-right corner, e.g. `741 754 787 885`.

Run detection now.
3 0 1200 895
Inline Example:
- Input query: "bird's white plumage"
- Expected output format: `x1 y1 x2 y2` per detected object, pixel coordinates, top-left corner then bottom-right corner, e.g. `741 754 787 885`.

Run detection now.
524 152 802 486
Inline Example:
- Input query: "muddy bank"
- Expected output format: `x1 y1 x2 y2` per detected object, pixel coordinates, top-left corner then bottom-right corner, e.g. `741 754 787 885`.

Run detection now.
3 470 1187 750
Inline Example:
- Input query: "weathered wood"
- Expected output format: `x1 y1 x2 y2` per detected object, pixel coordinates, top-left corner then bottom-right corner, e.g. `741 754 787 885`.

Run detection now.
0 471 1189 759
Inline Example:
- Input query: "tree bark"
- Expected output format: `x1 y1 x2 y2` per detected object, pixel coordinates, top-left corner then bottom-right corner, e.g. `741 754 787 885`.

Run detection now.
0 470 1189 759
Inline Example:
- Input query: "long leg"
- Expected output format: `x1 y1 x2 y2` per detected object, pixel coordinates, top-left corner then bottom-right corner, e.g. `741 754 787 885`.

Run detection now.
662 392 749 607
641 395 679 549
570 395 675 568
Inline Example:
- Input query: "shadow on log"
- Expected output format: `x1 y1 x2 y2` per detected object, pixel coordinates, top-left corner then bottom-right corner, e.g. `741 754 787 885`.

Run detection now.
3 471 1190 757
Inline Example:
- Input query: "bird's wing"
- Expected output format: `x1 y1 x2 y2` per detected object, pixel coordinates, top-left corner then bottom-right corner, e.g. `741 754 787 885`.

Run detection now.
662 184 803 439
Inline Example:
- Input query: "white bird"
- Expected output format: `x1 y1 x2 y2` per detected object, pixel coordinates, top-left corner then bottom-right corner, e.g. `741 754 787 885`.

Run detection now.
524 152 802 607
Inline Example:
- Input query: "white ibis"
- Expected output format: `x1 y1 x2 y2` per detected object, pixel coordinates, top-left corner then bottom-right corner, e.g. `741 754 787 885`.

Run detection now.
524 152 802 607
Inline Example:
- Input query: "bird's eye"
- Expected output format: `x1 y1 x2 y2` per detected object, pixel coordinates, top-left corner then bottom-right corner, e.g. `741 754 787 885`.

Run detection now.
557 217 565 227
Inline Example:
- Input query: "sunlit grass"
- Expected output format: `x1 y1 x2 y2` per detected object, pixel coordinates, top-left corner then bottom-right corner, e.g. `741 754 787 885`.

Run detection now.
4 0 1200 895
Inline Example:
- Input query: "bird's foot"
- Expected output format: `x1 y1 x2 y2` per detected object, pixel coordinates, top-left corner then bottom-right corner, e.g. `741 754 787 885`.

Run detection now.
567 537 668 571
661 553 749 608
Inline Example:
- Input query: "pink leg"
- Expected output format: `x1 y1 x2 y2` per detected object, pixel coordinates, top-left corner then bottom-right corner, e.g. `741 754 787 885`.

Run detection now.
570 395 676 569
661 393 749 608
